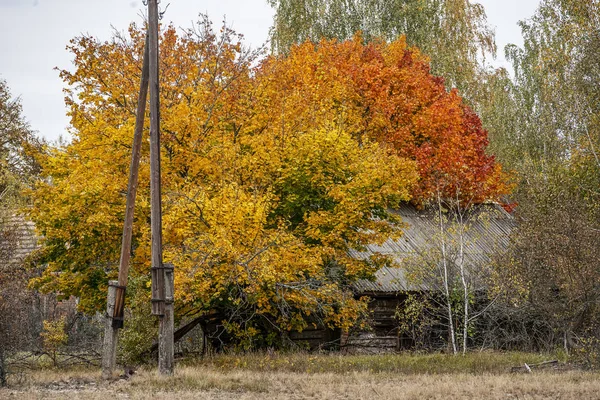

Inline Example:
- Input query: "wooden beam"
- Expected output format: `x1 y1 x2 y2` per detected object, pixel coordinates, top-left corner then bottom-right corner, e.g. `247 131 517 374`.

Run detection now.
144 312 221 356
112 35 150 329
102 34 149 379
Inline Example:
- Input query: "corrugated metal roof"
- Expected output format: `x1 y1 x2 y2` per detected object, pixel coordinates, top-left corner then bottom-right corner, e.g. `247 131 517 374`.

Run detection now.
353 203 514 294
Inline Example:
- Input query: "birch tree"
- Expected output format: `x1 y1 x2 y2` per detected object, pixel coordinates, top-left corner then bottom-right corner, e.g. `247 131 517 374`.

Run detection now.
489 0 600 353
0 79 44 386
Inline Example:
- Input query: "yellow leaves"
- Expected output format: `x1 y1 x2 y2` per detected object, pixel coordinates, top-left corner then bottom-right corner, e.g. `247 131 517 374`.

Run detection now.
274 127 415 253
40 316 68 362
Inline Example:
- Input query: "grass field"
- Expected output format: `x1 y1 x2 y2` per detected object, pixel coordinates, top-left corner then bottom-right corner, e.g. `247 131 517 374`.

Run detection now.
3 352 600 399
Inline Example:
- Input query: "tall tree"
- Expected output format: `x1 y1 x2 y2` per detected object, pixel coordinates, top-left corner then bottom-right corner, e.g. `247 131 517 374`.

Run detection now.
267 0 496 96
28 18 507 348
490 0 600 352
0 79 42 207
28 20 417 346
502 0 600 172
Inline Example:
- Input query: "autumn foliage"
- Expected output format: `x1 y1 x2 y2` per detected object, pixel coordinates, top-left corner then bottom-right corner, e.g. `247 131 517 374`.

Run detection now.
256 36 509 203
28 20 508 346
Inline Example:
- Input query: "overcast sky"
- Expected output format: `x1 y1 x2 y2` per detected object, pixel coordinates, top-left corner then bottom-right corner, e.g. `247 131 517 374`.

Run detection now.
0 0 540 142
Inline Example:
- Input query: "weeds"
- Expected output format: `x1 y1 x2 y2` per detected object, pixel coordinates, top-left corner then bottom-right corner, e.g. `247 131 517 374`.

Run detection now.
1 352 595 400
183 351 559 375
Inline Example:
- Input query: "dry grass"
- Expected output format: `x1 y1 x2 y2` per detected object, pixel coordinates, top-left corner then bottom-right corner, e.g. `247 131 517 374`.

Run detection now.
188 351 560 374
3 353 600 399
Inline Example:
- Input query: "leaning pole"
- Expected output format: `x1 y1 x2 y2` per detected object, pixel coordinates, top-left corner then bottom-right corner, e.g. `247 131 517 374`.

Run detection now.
102 0 173 378
101 35 149 381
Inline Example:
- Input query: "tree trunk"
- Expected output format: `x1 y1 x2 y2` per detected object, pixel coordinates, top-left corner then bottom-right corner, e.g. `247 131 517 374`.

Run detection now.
456 200 468 354
437 192 457 354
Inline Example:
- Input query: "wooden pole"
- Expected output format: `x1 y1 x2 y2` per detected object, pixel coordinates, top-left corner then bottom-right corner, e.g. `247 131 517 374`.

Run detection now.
113 35 150 329
101 281 119 379
101 36 150 379
148 0 164 317
147 0 173 375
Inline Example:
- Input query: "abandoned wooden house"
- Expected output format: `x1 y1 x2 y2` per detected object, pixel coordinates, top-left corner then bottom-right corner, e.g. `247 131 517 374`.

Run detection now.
286 203 515 352
5 203 514 353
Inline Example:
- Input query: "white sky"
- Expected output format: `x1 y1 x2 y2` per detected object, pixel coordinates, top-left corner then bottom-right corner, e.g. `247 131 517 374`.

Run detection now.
0 0 540 142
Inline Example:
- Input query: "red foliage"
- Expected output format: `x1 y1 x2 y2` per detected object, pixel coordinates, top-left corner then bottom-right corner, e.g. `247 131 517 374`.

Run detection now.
254 36 511 205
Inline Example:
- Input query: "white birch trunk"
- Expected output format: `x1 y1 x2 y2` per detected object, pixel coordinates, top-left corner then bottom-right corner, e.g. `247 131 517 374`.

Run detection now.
437 193 457 355
456 199 468 354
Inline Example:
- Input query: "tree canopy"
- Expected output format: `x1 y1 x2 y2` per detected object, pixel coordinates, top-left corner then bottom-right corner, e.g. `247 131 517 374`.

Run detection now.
257 35 509 203
28 19 507 345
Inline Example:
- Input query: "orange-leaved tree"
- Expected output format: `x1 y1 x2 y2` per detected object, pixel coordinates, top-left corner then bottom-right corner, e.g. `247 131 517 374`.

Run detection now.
252 36 510 204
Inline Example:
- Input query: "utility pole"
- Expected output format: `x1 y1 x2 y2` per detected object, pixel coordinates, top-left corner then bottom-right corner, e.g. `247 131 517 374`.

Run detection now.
148 0 174 375
102 35 149 380
102 0 173 378
113 36 150 330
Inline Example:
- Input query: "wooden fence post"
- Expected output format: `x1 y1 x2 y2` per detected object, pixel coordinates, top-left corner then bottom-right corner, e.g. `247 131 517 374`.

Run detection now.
102 280 119 379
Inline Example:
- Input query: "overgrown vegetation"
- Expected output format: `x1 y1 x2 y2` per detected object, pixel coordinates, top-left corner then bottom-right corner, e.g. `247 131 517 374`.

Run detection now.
484 0 600 358
184 351 562 375
0 79 46 386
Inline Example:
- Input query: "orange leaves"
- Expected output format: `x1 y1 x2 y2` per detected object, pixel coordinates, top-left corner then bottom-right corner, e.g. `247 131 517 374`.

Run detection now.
255 35 510 205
